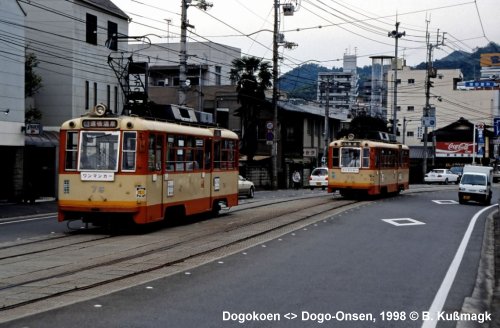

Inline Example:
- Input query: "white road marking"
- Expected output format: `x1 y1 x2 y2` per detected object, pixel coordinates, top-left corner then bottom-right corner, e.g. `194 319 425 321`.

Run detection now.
0 215 56 225
382 218 426 226
421 204 497 328
432 200 459 205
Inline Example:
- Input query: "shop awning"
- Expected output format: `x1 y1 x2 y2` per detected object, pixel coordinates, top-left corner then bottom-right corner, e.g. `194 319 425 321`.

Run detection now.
25 131 60 147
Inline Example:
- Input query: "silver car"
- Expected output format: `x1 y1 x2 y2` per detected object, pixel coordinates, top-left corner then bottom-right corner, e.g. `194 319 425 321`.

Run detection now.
238 175 255 198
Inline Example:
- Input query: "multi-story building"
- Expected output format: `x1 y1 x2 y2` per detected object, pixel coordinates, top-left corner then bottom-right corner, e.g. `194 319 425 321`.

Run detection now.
0 0 26 200
317 54 358 117
386 65 499 147
22 0 129 127
128 42 239 89
13 0 129 199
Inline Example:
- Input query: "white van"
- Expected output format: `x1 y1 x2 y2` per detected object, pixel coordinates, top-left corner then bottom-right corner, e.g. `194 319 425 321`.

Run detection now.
458 165 493 205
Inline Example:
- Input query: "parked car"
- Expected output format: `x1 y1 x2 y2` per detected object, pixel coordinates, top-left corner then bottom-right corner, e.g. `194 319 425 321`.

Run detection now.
238 175 255 198
492 164 500 183
449 166 463 181
424 169 460 184
308 167 329 190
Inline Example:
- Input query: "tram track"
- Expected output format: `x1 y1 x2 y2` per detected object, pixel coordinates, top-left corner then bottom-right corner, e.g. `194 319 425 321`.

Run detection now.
0 195 363 323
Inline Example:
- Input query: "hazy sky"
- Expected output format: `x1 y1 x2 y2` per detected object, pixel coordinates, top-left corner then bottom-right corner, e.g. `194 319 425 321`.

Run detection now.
111 0 499 72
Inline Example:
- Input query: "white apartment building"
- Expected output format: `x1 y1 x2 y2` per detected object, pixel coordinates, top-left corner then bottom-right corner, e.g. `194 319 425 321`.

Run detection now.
0 0 26 199
21 0 129 127
387 65 500 146
0 0 25 147
317 54 358 116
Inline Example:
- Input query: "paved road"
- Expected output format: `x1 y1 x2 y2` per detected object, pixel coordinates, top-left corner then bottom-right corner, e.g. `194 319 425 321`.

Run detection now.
2 187 496 328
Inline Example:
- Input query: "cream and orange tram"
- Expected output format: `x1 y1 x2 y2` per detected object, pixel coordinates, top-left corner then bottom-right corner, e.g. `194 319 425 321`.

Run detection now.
58 109 238 225
327 136 409 197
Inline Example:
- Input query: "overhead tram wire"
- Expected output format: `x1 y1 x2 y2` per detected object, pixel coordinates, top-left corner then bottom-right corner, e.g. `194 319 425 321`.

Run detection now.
473 0 490 43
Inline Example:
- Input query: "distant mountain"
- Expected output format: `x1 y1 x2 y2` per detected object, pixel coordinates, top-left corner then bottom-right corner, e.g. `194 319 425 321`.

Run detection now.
278 63 340 100
415 41 500 80
279 42 500 101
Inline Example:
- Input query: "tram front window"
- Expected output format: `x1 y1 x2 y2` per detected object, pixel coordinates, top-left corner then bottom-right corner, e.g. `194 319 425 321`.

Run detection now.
79 131 120 171
341 147 361 168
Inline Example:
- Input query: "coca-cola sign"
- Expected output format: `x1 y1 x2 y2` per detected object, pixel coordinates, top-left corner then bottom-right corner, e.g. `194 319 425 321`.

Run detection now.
436 142 474 157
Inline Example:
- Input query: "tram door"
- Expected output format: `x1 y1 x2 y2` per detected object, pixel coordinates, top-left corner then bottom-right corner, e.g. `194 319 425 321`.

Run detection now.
147 134 164 222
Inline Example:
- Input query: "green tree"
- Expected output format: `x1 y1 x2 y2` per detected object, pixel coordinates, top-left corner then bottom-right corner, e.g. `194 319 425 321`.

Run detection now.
25 52 42 97
230 56 272 161
25 52 43 123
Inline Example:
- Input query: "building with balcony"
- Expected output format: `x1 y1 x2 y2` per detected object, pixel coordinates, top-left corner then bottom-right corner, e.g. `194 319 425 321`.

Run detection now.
317 54 358 117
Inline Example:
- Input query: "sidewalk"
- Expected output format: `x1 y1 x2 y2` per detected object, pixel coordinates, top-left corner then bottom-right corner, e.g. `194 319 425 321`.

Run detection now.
0 198 57 219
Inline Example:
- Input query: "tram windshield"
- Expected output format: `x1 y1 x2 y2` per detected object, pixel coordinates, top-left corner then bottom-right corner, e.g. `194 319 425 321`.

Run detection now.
78 131 120 171
340 147 361 168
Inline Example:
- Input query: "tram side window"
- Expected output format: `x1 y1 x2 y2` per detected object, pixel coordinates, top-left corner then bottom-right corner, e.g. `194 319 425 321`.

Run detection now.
400 149 409 168
165 135 204 172
214 139 237 170
380 149 396 168
65 131 78 170
148 134 162 171
362 148 370 168
122 132 136 171
332 148 339 167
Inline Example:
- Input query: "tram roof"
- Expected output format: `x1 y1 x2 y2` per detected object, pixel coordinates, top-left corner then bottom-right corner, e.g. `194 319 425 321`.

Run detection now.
61 115 238 139
330 139 409 149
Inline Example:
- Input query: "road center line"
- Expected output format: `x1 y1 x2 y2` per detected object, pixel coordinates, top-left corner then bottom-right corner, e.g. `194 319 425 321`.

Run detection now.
421 204 496 328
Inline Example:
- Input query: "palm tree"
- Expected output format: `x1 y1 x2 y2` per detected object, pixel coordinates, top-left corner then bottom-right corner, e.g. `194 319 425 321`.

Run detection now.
230 56 272 161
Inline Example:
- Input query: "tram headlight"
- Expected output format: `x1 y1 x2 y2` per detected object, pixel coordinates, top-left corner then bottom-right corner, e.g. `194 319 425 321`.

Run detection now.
92 103 107 117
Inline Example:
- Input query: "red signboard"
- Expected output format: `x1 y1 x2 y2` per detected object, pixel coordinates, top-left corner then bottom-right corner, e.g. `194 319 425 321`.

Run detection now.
435 142 474 157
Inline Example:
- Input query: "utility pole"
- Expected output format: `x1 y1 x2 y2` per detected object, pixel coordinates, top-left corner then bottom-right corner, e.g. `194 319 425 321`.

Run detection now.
178 0 212 106
388 22 405 136
321 78 330 166
271 0 279 190
178 0 190 105
423 22 443 178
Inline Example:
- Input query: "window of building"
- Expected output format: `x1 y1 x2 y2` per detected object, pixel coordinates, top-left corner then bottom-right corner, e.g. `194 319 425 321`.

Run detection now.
408 78 415 84
407 131 414 137
215 66 221 85
85 81 89 110
114 86 118 113
407 106 414 112
107 85 111 109
86 13 97 45
94 82 97 107
107 21 118 51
